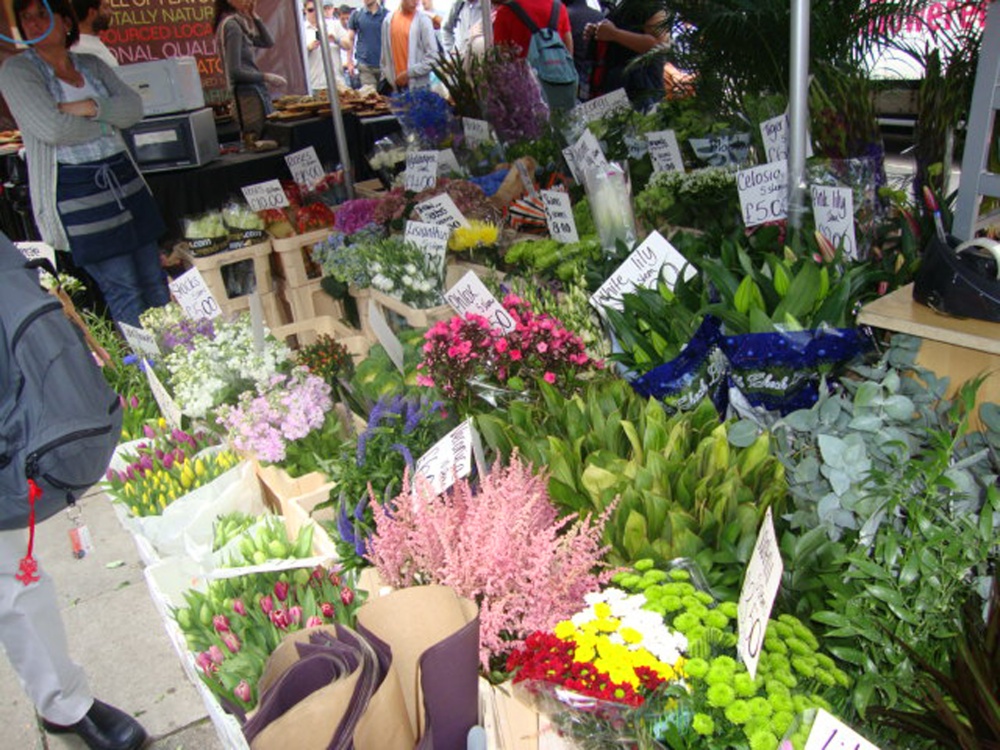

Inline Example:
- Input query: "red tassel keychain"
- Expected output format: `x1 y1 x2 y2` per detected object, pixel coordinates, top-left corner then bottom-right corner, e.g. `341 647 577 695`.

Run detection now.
15 479 41 586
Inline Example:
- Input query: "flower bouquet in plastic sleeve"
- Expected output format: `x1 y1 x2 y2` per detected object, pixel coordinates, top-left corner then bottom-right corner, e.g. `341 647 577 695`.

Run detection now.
367 132 408 189
581 162 638 254
506 587 688 749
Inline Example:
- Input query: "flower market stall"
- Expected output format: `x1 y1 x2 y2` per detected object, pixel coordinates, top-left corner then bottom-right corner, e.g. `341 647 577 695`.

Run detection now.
39 1 1000 748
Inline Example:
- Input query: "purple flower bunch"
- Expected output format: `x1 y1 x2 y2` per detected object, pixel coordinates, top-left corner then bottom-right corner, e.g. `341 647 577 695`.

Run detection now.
105 423 211 485
479 45 549 144
216 368 333 464
333 198 380 236
161 316 215 352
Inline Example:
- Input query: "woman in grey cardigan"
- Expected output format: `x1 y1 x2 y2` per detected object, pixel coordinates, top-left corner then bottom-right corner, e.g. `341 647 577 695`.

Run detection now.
213 0 284 139
0 0 169 328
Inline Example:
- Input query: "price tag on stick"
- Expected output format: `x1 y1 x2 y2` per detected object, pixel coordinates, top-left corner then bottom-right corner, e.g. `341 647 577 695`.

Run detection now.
285 146 325 191
118 322 161 359
414 419 479 497
737 161 788 227
366 297 404 374
737 507 783 679
804 709 881 750
241 179 289 211
415 193 470 229
405 151 438 192
143 359 183 430
540 189 578 243
646 130 685 174
444 271 515 335
590 231 694 314
168 267 221 321
811 185 858 261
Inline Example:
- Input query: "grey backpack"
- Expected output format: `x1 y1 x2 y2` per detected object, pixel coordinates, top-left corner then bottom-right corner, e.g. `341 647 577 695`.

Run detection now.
0 235 122 537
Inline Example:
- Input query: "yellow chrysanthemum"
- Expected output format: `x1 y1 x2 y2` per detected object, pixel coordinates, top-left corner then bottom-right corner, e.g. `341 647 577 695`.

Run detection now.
448 221 499 252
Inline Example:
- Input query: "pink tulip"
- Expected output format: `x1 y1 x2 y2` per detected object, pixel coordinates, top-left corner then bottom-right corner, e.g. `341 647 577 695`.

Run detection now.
340 587 355 607
233 599 247 616
222 632 241 654
274 581 289 602
270 609 291 629
208 645 224 665
143 424 156 439
288 606 302 625
162 453 174 470
320 602 334 618
259 595 274 615
234 680 252 703
130 394 139 409
306 615 323 628
212 615 231 633
195 651 216 675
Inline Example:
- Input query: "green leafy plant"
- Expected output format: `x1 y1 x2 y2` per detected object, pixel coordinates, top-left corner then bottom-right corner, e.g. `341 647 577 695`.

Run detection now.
634 167 740 236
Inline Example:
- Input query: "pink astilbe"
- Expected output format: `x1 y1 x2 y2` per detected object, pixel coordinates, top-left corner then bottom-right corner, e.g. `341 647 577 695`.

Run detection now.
366 454 614 669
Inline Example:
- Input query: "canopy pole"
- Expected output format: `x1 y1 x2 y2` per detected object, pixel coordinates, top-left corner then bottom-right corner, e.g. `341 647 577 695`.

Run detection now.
315 8 356 199
787 0 810 237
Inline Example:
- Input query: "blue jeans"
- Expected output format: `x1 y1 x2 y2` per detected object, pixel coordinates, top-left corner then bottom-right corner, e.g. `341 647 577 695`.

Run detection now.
82 241 169 327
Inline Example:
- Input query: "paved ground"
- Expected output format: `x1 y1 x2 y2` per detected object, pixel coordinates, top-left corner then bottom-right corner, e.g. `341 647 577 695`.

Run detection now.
0 486 226 750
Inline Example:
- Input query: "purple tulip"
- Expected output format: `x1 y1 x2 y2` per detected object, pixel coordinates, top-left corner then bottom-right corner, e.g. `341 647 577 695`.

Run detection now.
273 581 289 602
119 394 126 408
259 595 274 615
143 424 156 439
222 632 241 654
288 606 302 625
233 599 247 616
234 680 252 703
162 453 174 470
306 615 323 628
130 394 140 409
212 615 231 633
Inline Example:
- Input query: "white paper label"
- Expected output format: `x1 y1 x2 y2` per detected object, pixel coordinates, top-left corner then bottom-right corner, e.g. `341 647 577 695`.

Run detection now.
689 132 752 167
15 241 56 269
540 189 579 243
590 231 694 314
118 322 161 359
444 270 515 335
737 160 788 227
142 359 182 429
561 146 582 184
438 148 464 176
414 418 477 496
811 185 858 261
285 146 325 190
168 267 221 321
571 130 609 183
571 88 631 124
463 117 492 147
404 220 452 263
241 179 289 211
760 114 791 164
415 193 470 229
646 130 685 174
405 150 438 192
737 507 783 679
804 710 881 750
366 297 404 373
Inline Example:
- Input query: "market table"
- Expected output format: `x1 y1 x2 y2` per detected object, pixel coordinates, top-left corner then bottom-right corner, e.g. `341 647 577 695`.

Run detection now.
144 148 291 241
857 282 1000 425
261 112 401 182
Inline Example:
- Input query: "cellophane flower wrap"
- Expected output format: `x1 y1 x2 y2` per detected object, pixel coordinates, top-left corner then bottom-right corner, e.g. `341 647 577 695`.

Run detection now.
320 234 446 309
160 313 290 419
367 453 614 671
216 367 342 477
611 562 852 750
173 563 363 713
328 394 449 571
105 420 238 517
507 587 689 749
416 295 602 414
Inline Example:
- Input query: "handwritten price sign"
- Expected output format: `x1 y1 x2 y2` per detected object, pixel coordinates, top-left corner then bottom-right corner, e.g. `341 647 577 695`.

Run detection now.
737 161 788 227
590 231 694 314
737 507 783 679
540 189 578 243
118 322 161 359
405 150 438 192
646 130 685 174
241 179 289 211
414 419 481 497
169 268 221 321
444 271 514 335
804 710 881 750
285 146 325 190
143 359 182 429
811 185 858 261
415 193 470 230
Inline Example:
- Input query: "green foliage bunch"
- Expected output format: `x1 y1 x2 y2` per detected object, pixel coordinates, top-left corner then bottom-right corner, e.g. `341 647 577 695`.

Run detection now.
634 167 740 236
477 379 787 598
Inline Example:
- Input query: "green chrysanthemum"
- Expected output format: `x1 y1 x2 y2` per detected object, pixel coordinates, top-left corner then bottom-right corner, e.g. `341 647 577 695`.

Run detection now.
724 699 752 725
692 713 715 735
706 682 736 708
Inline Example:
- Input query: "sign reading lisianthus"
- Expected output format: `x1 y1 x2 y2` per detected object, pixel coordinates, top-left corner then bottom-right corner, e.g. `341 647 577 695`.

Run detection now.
416 295 602 414
507 587 688 747
160 313 290 419
216 368 337 475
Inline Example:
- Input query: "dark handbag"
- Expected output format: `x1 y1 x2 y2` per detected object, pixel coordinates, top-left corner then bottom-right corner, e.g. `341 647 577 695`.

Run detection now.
913 234 1000 323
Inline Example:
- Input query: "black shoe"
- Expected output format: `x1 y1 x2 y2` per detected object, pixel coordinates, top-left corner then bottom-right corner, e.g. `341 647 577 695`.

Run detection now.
41 699 148 750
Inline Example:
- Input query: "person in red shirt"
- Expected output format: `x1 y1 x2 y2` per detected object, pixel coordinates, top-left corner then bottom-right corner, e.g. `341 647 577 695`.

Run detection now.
493 0 573 58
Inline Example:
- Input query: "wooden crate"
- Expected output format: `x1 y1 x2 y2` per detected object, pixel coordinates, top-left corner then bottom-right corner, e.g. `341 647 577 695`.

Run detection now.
179 240 274 304
271 315 371 357
355 286 453 340
269 227 334 288
217 289 289 329
280 278 346 325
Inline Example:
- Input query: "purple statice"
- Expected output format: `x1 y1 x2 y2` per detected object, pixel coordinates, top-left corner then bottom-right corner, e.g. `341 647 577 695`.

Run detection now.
481 47 549 144
333 199 380 236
